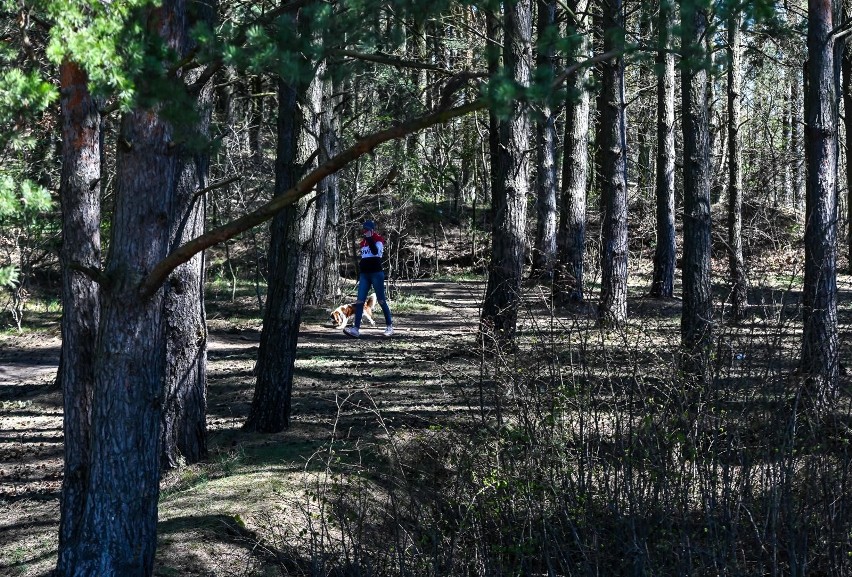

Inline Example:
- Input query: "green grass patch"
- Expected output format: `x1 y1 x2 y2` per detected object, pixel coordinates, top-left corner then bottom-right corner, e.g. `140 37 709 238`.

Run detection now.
391 293 442 313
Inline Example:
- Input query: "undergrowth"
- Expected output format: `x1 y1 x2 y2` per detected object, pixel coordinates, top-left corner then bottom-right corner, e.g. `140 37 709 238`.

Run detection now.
256 287 852 576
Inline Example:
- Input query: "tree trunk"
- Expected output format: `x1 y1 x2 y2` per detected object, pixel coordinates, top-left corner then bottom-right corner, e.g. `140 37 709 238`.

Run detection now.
680 0 713 382
320 73 341 300
557 0 590 303
706 27 721 205
800 0 839 404
410 18 428 157
160 0 215 471
249 75 264 165
844 0 852 272
63 2 203 572
305 61 332 306
597 0 628 325
782 75 793 208
791 63 805 212
486 10 501 210
481 0 532 343
531 0 558 279
245 63 319 432
650 0 676 298
635 2 654 218
55 60 101 576
67 105 173 577
727 11 748 322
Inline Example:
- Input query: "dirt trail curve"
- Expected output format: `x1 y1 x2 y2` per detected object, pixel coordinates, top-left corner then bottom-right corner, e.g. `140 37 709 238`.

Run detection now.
0 280 486 502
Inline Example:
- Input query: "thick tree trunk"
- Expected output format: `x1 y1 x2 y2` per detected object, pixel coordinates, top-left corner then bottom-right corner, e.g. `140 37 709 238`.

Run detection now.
64 3 196 573
481 0 532 343
67 108 173 577
245 65 319 432
800 0 839 404
727 11 748 321
680 0 713 381
650 0 676 298
597 0 628 325
557 0 590 303
160 0 215 470
532 0 558 279
55 60 101 576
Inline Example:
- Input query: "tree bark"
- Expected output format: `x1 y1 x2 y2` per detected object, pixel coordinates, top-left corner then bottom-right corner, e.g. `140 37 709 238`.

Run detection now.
320 73 341 300
67 102 173 577
532 0 558 279
481 0 532 343
650 0 676 298
782 75 794 208
800 0 839 404
245 62 319 432
791 63 806 212
305 61 332 306
844 0 852 272
635 2 654 218
64 3 194 573
680 0 713 382
557 0 591 303
597 0 628 325
727 11 748 321
249 75 264 165
55 60 101 576
160 0 215 471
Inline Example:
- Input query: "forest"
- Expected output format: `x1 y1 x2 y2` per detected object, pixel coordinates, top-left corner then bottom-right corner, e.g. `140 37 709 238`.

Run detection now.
1 0 851 575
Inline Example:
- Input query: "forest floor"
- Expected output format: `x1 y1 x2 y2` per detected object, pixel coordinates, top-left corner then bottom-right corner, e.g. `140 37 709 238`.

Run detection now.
2 253 851 575
0 278 491 576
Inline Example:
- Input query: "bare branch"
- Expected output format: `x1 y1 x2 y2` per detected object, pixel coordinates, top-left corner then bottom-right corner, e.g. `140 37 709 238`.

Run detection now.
69 264 109 285
138 99 485 298
192 175 242 201
329 49 459 76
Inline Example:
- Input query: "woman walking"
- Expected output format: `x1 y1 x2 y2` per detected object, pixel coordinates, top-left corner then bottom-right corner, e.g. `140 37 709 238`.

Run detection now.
344 220 394 337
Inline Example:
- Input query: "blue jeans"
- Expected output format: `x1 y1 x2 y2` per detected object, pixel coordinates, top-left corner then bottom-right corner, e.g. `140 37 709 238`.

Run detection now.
355 271 392 328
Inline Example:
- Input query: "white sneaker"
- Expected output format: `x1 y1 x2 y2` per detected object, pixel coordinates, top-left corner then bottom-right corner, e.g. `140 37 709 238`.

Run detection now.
383 325 394 337
343 327 360 338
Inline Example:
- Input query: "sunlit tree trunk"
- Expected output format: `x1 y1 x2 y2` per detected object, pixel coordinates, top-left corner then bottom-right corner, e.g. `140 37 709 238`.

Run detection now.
727 10 748 321
792 62 805 212
844 0 852 271
800 0 839 404
532 0 558 279
161 0 216 470
597 0 628 325
55 60 101 576
306 62 332 306
680 0 713 381
650 0 676 298
481 0 532 343
320 74 341 300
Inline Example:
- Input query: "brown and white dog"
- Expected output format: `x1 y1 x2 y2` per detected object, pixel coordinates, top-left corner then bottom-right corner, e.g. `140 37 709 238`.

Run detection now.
330 293 377 329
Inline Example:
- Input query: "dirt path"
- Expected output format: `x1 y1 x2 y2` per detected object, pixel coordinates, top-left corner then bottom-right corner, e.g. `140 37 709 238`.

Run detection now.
0 280 485 576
